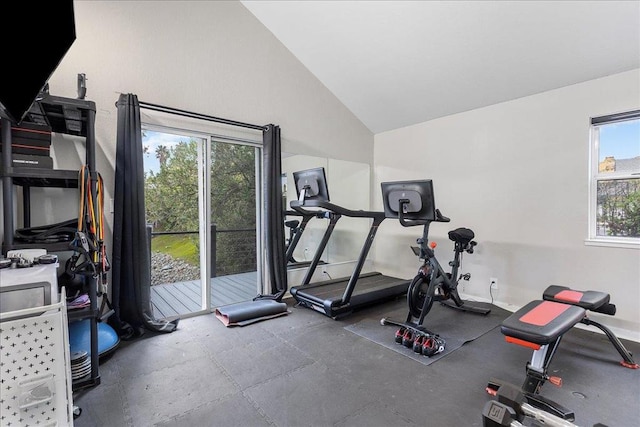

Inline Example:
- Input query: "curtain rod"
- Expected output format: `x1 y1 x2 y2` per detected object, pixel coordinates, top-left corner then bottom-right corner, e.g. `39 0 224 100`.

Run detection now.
138 101 266 131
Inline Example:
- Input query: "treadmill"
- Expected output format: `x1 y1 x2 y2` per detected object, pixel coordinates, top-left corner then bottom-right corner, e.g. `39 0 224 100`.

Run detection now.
284 208 329 270
288 167 410 319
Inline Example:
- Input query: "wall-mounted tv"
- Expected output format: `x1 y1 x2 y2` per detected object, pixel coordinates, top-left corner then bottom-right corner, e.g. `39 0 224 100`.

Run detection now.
0 1 76 123
381 179 435 222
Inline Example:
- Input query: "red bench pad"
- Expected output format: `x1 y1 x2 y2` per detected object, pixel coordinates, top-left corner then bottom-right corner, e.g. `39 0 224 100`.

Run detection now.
543 285 609 311
501 300 585 345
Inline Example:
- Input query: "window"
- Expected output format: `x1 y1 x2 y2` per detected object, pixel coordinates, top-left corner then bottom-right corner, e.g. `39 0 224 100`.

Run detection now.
588 110 640 248
141 124 263 318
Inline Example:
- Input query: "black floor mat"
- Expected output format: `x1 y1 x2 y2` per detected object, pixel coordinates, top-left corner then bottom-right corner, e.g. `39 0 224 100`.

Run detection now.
344 300 510 365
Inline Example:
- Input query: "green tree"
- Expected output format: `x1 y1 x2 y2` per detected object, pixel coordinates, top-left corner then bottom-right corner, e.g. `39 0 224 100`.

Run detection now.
598 179 640 237
145 140 199 232
210 142 256 228
210 142 257 274
155 145 170 167
144 139 257 275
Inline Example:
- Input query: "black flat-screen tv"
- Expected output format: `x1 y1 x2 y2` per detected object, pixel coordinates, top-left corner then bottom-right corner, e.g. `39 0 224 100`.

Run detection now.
293 167 330 203
0 1 76 123
381 179 435 221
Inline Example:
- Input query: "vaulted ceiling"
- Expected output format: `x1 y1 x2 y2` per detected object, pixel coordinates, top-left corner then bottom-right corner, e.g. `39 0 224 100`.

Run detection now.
242 1 640 133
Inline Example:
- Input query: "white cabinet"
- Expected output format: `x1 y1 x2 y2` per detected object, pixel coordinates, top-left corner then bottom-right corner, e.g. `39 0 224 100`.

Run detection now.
0 297 74 426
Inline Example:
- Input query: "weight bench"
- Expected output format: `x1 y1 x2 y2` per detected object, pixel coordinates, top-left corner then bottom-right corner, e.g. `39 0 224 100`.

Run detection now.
488 287 638 421
543 285 637 369
488 299 587 420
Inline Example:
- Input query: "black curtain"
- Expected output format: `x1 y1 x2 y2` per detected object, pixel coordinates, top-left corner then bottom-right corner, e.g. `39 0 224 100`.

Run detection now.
257 124 288 300
110 93 179 337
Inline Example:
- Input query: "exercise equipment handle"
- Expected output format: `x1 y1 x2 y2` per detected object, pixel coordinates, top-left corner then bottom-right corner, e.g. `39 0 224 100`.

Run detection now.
521 402 577 427
397 199 424 227
292 199 386 220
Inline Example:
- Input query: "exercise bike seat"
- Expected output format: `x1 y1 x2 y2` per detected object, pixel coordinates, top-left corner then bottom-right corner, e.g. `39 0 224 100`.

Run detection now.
501 300 585 346
447 227 474 245
542 285 615 315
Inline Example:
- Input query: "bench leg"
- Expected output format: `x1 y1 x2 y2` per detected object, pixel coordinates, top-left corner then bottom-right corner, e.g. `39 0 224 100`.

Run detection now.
581 317 639 368
487 336 572 418
523 338 563 394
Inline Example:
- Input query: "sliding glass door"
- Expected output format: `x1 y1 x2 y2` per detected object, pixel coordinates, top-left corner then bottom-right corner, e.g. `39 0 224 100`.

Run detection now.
142 127 262 318
142 129 207 318
208 139 261 307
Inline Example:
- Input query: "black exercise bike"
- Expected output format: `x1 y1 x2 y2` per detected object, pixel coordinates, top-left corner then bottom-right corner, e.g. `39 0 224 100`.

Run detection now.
380 180 490 356
402 206 490 326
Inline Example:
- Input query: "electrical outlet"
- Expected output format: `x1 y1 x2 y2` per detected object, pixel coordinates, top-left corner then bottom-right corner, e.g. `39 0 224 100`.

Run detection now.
490 277 498 290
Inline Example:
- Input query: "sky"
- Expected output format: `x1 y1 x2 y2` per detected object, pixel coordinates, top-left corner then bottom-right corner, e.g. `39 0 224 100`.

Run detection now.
142 130 194 174
599 119 640 161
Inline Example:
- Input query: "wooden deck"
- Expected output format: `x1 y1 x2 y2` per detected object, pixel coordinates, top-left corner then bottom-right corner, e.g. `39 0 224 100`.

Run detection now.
150 271 258 319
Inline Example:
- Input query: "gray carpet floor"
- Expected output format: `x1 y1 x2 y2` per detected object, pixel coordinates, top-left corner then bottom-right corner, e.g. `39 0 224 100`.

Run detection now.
72 297 640 427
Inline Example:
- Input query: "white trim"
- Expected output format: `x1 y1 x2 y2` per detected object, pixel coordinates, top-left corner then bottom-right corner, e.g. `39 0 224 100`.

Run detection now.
587 124 599 241
254 145 264 296
139 108 263 143
584 238 640 250
142 123 212 141
586 115 640 248
201 135 211 312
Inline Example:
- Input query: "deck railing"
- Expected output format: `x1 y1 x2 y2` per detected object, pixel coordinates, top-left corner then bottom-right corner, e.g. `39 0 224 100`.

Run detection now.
147 224 257 279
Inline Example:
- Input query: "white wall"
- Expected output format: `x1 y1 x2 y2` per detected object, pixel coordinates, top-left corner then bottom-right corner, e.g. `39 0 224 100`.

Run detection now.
1 1 373 262
3 3 638 340
372 69 640 341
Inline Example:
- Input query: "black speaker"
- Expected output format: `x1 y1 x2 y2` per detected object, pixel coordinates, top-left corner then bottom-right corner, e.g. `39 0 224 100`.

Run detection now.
0 1 76 123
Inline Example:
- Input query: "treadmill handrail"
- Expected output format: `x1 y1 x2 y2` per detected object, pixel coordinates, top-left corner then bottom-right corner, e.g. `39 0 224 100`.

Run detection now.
290 200 385 221
291 198 387 306
286 207 324 218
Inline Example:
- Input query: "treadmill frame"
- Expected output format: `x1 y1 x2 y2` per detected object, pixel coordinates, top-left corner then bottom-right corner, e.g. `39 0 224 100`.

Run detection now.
289 199 409 318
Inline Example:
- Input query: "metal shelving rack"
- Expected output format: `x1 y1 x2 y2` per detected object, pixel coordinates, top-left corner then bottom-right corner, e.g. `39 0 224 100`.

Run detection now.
1 92 101 391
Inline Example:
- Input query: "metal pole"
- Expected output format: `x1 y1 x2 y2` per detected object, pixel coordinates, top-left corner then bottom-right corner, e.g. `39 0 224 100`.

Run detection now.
1 118 14 250
211 223 217 278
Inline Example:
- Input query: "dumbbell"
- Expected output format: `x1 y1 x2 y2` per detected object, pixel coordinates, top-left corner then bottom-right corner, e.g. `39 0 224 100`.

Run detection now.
402 329 414 348
395 327 405 344
496 383 576 427
413 335 425 353
481 400 521 426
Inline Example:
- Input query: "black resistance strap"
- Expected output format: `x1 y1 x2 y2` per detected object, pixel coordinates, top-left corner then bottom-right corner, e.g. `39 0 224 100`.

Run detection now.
14 218 78 243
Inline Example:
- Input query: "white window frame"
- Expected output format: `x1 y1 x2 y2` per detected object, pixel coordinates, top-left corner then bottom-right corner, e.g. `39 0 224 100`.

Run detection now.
586 110 640 249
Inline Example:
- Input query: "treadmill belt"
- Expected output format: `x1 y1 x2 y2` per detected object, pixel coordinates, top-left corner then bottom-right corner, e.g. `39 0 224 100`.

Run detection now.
292 272 409 309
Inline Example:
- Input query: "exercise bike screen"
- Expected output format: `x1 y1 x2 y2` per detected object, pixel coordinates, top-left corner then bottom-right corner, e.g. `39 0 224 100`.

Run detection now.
381 179 435 221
